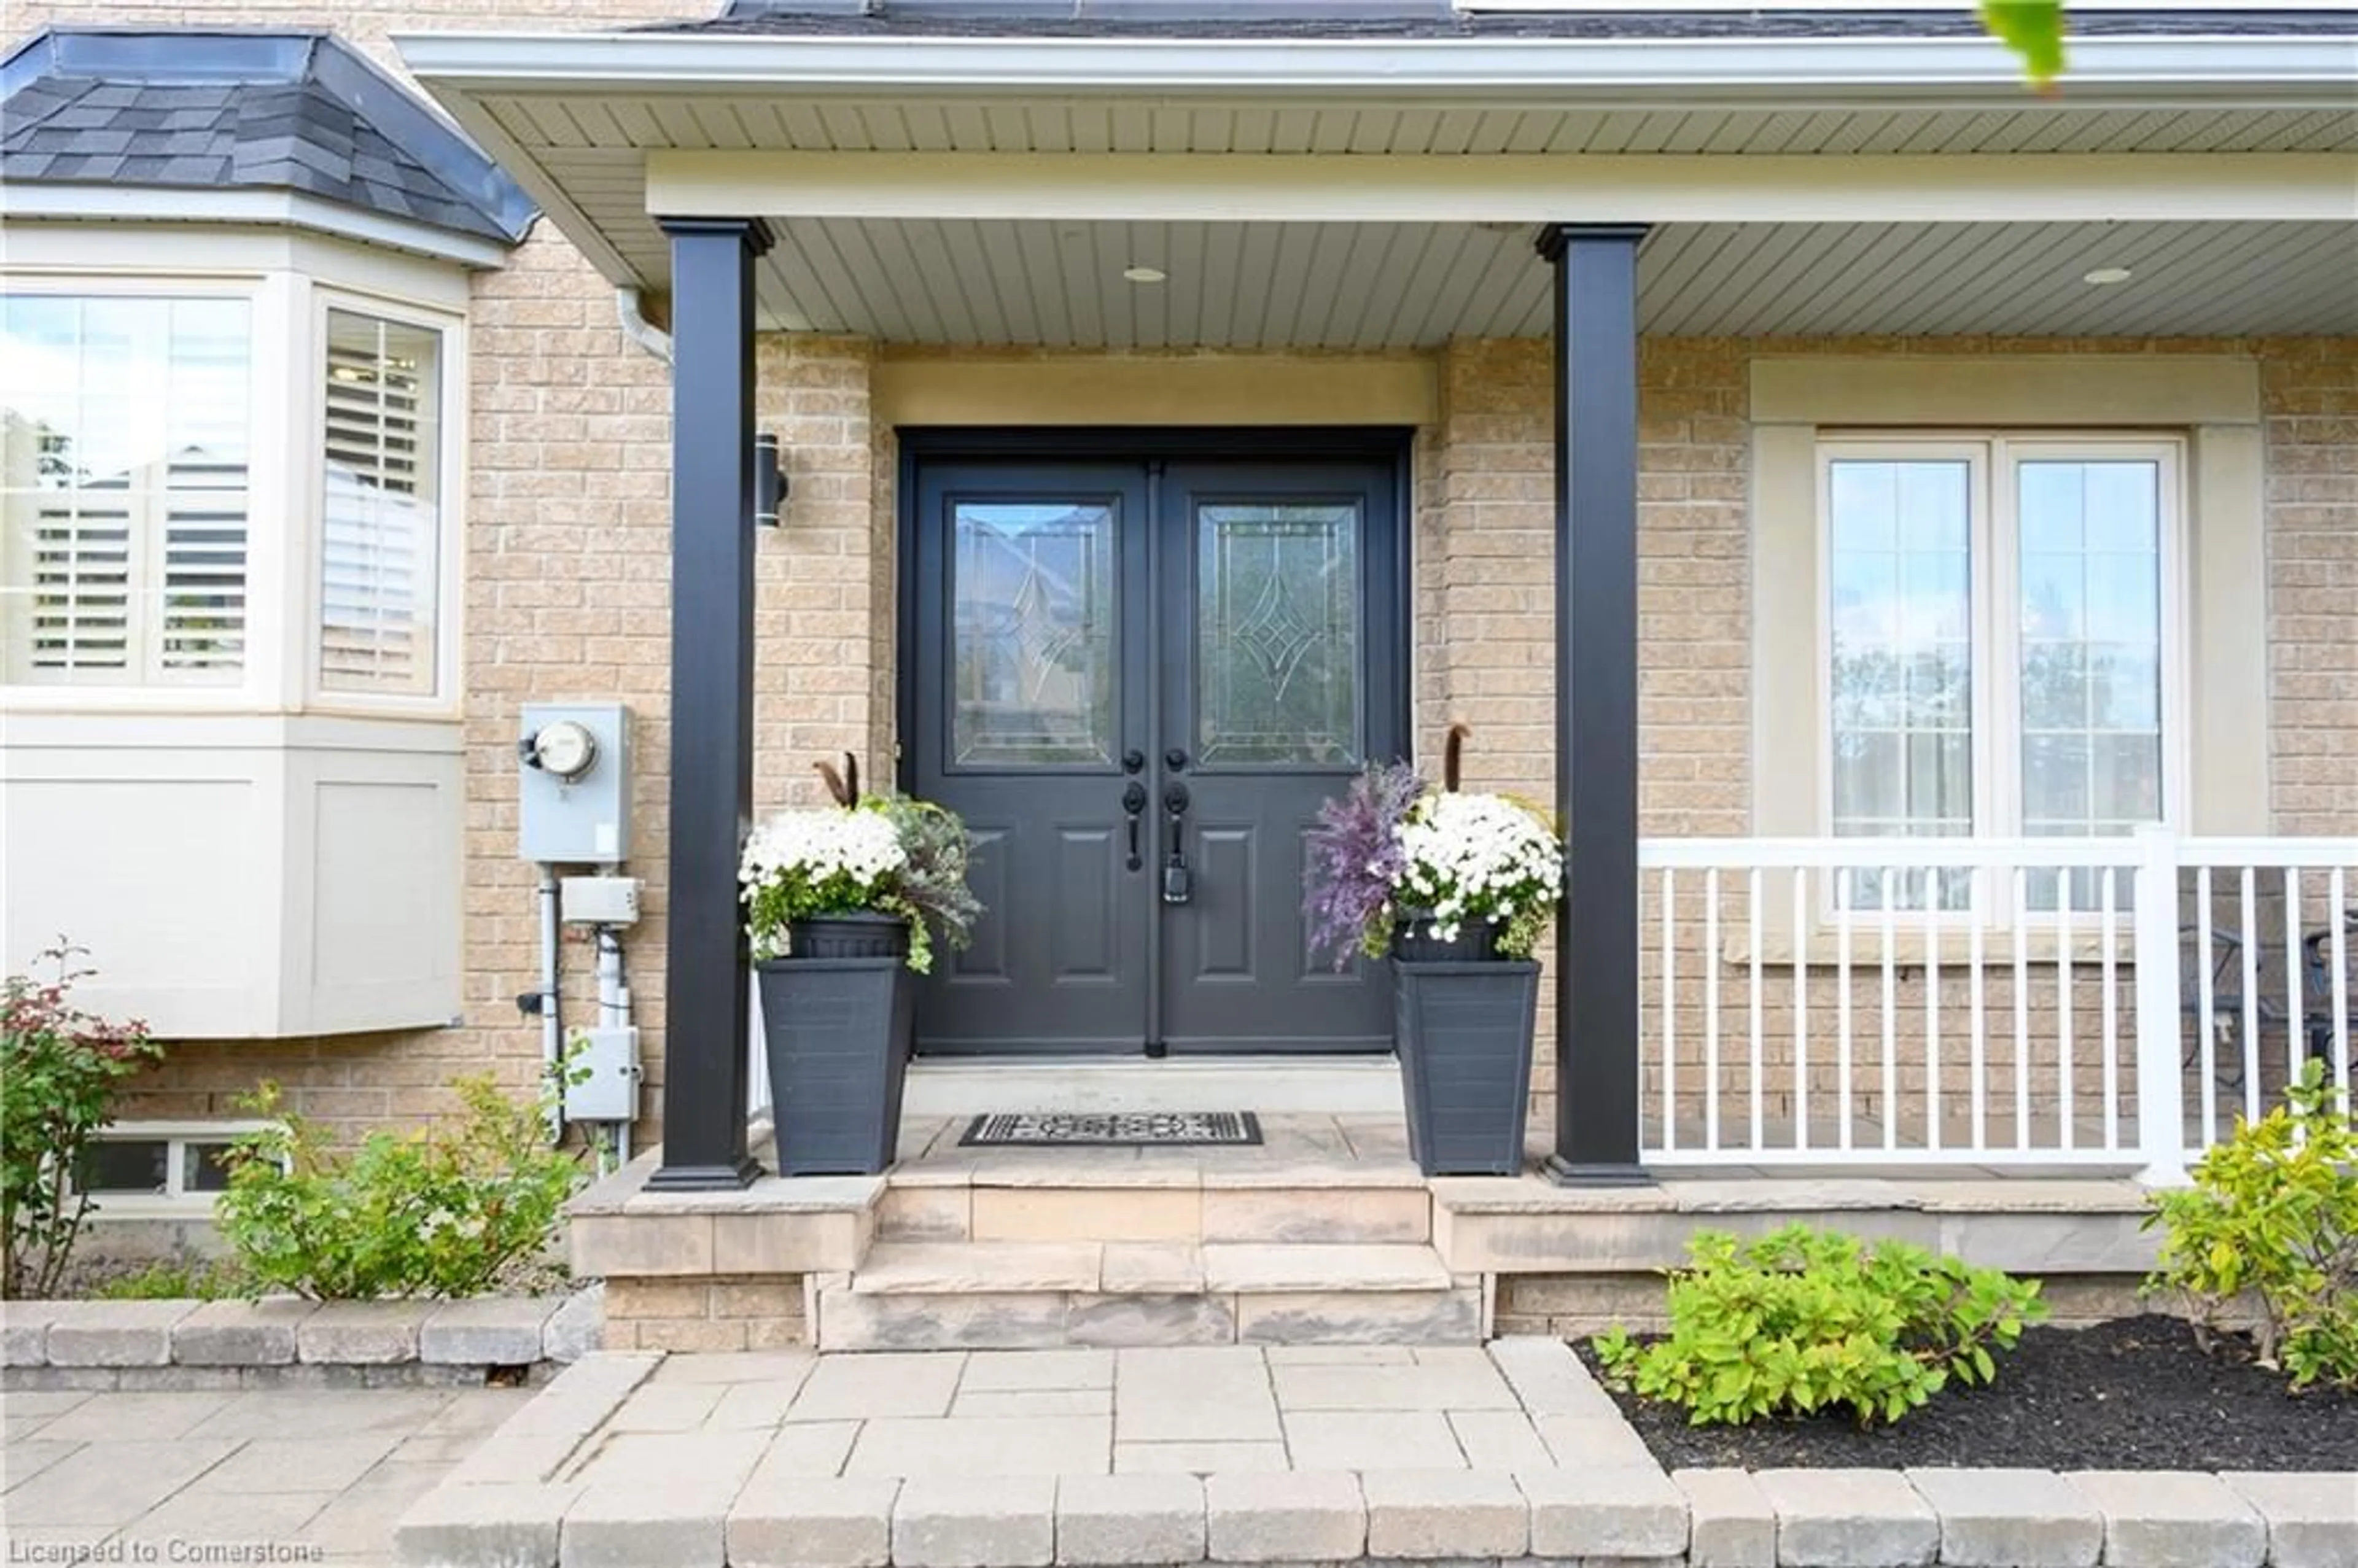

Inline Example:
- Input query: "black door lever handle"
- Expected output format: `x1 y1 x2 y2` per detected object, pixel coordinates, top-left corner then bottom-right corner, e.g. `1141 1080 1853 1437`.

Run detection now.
1121 781 1147 871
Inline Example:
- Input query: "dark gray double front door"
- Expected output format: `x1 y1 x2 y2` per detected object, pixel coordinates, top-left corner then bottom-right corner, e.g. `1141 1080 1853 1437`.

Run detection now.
907 442 1405 1057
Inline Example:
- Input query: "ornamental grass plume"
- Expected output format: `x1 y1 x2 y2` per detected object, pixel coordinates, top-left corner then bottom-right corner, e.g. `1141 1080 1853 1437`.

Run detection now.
1304 758 1426 969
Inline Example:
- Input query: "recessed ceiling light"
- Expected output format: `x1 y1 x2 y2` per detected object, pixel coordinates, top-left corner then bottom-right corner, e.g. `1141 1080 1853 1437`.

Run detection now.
1122 265 1168 285
2083 266 2134 286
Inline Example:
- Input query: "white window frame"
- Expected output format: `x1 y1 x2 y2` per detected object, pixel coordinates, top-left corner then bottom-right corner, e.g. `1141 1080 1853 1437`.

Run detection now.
69 1119 283 1219
0 274 294 701
1815 430 2190 919
302 285 467 709
1 250 466 719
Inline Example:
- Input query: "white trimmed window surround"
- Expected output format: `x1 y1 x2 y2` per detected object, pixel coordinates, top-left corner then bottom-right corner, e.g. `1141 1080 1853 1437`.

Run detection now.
1819 434 2185 904
2 233 467 712
2 224 469 1039
72 1120 282 1219
1750 354 2270 942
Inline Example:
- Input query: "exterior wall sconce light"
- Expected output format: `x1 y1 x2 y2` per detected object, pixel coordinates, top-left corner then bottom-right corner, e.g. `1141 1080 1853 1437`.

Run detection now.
754 432 787 527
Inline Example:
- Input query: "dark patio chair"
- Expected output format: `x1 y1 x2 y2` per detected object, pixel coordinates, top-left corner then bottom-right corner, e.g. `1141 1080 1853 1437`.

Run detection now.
2300 912 2358 1073
2182 925 2285 1092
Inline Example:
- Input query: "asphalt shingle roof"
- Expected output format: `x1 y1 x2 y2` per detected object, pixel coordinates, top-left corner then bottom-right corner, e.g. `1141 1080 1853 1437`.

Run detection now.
1 31 535 246
671 2 2358 39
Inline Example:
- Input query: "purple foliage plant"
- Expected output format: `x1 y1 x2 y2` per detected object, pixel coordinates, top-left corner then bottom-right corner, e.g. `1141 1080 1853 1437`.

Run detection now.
1303 759 1428 971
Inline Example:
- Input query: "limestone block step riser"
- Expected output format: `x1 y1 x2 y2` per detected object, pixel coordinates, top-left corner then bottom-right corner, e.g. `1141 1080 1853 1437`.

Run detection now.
877 1184 1433 1246
814 1287 1484 1350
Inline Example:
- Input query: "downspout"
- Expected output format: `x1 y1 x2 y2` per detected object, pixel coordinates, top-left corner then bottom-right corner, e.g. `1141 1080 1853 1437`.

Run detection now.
617 286 672 365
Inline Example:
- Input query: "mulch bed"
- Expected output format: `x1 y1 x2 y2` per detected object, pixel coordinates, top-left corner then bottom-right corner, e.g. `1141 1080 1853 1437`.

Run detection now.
1575 1315 2358 1472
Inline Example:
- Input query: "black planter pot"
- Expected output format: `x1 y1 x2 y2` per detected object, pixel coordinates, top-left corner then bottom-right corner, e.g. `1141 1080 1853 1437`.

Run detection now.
1390 913 1504 963
756 942 914 1177
788 910 912 961
1392 958 1539 1177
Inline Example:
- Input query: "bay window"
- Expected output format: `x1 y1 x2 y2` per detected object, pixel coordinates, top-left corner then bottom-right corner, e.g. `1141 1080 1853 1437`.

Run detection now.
321 308 443 697
0 273 460 707
2 295 254 685
1821 435 2181 910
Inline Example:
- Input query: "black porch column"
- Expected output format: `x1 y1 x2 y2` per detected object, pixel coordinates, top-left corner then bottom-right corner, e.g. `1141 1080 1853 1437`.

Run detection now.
646 215 773 1192
1538 222 1651 1186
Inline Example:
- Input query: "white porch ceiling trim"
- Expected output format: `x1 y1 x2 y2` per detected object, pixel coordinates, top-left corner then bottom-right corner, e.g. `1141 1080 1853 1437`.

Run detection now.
646 150 2358 226
396 29 2356 105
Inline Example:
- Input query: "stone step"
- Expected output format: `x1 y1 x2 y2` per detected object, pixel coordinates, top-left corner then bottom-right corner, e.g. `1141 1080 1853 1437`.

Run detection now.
876 1175 1433 1246
851 1242 1452 1297
820 1242 1477 1349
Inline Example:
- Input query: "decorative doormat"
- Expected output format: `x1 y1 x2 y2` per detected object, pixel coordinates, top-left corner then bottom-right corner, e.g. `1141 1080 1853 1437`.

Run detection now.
959 1111 1263 1148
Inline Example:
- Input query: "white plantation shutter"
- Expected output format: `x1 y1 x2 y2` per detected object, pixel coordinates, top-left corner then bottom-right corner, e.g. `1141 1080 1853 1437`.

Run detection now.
2 297 251 685
23 486 134 674
320 311 442 696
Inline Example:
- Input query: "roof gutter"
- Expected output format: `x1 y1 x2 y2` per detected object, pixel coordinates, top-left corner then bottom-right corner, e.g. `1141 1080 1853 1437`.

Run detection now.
394 29 2357 107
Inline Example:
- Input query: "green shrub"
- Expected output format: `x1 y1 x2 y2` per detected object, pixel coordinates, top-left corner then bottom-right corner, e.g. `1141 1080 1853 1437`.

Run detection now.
2 945 163 1298
1592 1224 2047 1427
2144 1058 2358 1390
216 1070 585 1300
90 1257 250 1302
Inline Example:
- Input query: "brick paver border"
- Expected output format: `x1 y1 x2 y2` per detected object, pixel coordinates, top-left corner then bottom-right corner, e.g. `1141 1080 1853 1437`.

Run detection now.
1 1288 602 1390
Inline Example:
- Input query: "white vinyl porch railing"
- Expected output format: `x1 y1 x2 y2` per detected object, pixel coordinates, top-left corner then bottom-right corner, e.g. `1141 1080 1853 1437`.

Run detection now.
1638 826 2358 1181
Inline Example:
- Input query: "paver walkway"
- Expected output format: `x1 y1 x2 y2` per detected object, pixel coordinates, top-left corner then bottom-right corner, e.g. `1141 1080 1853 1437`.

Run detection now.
2 1382 532 1564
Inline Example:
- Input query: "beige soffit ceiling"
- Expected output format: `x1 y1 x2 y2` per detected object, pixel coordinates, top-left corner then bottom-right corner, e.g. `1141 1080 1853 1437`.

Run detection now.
397 26 2358 344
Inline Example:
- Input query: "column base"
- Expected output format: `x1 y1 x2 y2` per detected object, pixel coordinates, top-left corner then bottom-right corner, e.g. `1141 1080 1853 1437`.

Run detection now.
644 1154 764 1193
1542 1154 1656 1188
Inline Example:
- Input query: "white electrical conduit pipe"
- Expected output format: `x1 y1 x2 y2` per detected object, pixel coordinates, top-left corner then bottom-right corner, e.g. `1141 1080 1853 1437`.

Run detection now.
596 926 633 1171
535 867 564 1142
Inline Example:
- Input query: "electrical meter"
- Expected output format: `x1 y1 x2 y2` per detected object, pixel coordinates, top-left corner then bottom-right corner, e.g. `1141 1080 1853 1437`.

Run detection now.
518 702 630 864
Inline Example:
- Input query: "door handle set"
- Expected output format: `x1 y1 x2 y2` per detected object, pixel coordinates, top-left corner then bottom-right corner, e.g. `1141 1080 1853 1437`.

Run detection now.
1116 761 1191 901
1121 782 1148 871
1161 782 1192 904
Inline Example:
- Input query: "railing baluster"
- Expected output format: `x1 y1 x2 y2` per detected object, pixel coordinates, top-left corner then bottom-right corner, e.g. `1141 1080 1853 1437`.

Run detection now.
1660 866 1676 1154
2058 861 2075 1152
1749 866 1765 1153
1924 864 1940 1152
2285 867 2303 1095
2101 865 2120 1151
1705 866 1722 1154
2241 866 2261 1126
1838 868 1854 1153
2198 864 2217 1148
1794 864 1810 1153
1969 864 1987 1153
2334 865 2351 1101
2014 866 2031 1152
1881 866 1899 1152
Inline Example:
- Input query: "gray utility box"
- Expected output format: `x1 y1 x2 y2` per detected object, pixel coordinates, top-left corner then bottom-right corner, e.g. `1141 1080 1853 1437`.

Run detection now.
518 702 631 865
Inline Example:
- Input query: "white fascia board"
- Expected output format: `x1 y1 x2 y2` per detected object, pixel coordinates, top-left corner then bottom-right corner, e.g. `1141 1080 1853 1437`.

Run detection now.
644 149 2358 225
1 185 510 270
394 29 2357 106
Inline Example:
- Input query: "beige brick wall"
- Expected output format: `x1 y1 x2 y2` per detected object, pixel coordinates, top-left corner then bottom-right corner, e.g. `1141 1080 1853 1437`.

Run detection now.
603 1276 807 1353
2264 342 2358 836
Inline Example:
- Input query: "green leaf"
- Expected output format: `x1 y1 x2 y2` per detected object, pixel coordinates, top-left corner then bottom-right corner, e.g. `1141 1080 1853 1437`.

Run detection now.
1978 1 2067 85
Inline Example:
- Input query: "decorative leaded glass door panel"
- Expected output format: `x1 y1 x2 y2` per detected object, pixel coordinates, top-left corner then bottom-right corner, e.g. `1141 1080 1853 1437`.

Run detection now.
1157 463 1399 1054
908 446 1402 1057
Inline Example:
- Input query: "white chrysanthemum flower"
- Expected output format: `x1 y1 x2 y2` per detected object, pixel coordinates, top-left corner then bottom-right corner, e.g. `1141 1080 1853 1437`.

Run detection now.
1389 790 1562 951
